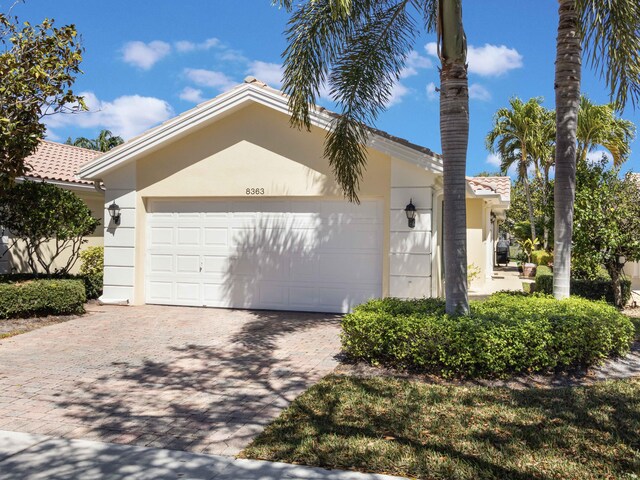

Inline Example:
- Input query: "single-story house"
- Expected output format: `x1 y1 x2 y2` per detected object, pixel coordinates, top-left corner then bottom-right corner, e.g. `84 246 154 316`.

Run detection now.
0 141 104 274
71 77 509 312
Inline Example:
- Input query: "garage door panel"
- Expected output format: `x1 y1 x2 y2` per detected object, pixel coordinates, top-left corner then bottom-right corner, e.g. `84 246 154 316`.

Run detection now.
148 281 172 302
176 255 200 273
176 283 200 302
146 198 383 313
177 228 200 246
204 228 228 246
150 227 173 246
149 254 173 273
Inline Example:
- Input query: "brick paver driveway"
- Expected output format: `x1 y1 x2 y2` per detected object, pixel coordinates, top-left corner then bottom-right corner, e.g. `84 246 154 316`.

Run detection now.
0 305 341 456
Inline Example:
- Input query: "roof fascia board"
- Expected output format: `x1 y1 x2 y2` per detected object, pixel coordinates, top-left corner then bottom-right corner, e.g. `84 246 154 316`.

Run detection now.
17 176 99 193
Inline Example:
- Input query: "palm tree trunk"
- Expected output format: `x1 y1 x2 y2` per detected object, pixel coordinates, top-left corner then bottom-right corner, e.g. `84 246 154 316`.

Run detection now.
553 0 582 299
441 60 470 315
542 166 550 250
522 173 537 242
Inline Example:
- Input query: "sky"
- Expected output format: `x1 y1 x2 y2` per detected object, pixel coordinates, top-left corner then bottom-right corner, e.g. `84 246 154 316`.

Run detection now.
8 0 640 176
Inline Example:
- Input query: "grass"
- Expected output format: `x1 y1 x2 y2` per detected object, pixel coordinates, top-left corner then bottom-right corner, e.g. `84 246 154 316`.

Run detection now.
241 375 640 480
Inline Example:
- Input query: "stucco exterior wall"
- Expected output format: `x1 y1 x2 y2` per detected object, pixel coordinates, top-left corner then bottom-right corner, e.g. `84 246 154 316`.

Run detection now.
0 189 104 275
624 261 640 289
466 198 488 287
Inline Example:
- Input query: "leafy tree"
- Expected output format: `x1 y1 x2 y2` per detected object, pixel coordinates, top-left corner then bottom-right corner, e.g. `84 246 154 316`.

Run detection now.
573 157 640 307
65 129 124 152
576 96 636 167
0 12 85 188
274 0 471 315
0 181 99 275
486 98 552 243
552 0 640 300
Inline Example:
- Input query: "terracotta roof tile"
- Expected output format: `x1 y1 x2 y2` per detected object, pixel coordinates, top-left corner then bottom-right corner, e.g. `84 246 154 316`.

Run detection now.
23 140 101 185
467 176 511 203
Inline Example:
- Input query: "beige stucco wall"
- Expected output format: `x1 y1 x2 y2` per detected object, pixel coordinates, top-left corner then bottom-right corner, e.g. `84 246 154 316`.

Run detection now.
466 198 487 287
130 102 395 304
0 189 104 275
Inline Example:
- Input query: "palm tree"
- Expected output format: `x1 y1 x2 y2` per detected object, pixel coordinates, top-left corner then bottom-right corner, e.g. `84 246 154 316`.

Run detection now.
275 0 471 315
65 129 124 152
486 98 550 243
552 0 639 299
577 96 636 167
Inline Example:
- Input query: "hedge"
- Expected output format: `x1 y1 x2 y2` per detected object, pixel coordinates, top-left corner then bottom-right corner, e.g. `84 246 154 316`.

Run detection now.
535 265 631 306
0 279 86 319
0 272 101 301
341 292 634 378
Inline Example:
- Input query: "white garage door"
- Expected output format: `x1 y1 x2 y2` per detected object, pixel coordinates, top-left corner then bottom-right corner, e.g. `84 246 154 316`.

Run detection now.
145 198 383 313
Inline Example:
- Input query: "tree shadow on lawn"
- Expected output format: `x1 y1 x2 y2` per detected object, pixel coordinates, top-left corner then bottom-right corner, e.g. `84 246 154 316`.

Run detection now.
243 375 640 480
54 309 341 454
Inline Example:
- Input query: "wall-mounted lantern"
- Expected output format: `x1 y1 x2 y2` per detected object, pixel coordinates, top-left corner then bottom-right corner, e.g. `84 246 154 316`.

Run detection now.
108 202 121 225
490 212 496 224
404 199 417 229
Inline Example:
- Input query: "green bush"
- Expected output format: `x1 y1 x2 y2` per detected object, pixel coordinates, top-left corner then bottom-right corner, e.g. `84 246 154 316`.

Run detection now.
79 246 103 300
535 266 631 306
0 279 86 319
341 293 634 378
531 250 553 266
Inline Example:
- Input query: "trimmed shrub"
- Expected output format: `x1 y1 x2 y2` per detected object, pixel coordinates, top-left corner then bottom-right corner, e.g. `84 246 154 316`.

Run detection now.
0 279 86 319
79 246 103 300
531 250 553 266
535 266 631 306
341 292 634 378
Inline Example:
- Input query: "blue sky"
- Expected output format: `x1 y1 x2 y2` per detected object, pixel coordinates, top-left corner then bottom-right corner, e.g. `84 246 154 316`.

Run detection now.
12 0 640 175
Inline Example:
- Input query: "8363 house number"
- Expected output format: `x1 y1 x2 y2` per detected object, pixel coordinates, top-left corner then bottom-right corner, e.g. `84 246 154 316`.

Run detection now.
245 187 265 195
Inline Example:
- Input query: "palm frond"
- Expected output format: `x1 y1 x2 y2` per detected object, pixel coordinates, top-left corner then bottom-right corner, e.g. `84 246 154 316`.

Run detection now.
578 0 640 108
281 0 418 202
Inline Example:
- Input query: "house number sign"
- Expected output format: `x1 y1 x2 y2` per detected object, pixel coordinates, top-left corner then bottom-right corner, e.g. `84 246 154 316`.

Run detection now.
245 187 265 195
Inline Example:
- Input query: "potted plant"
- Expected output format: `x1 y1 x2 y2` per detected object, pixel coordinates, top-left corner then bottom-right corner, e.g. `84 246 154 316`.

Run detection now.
518 238 540 278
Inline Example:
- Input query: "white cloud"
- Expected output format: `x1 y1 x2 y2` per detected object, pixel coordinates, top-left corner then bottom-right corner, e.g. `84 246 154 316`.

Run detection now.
425 42 438 57
122 41 171 70
46 91 174 139
179 87 206 103
386 82 409 107
586 150 613 163
486 153 501 167
247 61 284 87
175 38 220 53
400 50 432 78
425 42 523 77
426 82 438 101
469 83 491 101
184 68 237 91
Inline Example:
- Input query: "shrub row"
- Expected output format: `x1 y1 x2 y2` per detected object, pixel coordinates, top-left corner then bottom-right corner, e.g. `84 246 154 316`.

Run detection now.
531 250 553 266
0 272 102 301
535 266 631 305
341 292 634 378
0 279 86 319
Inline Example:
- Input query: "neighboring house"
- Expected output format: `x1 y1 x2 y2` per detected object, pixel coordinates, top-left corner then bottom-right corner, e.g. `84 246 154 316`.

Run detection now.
76 77 509 313
0 141 104 274
623 172 640 289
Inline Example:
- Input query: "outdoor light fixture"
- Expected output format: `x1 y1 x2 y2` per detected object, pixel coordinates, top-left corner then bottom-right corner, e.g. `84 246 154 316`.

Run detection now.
108 202 121 225
490 212 497 224
404 199 417 228
619 255 627 264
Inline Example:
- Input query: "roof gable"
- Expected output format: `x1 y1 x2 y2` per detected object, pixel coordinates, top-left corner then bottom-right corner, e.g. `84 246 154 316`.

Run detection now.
78 78 443 180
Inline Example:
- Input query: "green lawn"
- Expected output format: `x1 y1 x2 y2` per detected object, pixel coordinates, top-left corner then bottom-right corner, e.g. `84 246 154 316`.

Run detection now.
241 375 640 480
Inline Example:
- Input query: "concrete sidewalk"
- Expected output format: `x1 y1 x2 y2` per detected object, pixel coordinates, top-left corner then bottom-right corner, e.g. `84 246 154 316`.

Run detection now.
0 430 406 480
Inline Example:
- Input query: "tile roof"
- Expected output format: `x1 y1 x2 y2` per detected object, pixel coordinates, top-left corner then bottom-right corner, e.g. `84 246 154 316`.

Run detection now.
23 140 101 186
467 176 511 203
